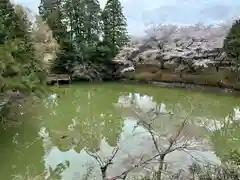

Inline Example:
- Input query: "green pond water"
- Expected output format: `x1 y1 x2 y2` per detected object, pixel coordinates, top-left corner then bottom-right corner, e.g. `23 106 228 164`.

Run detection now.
0 83 240 180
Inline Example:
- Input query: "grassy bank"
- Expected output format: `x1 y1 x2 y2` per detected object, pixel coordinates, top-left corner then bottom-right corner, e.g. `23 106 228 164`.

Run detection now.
129 64 240 91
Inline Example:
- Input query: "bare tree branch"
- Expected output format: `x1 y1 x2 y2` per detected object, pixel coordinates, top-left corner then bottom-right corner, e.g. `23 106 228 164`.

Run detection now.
85 146 120 179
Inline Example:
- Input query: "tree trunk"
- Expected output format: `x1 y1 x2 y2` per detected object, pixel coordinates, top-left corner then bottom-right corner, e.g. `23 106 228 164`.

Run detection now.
156 154 165 180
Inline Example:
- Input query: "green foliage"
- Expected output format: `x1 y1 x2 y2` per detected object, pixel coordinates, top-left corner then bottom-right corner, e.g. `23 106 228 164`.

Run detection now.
102 0 129 57
88 42 113 63
38 0 128 77
39 0 67 42
223 149 240 165
82 0 102 45
0 1 47 96
63 0 103 63
224 19 240 63
0 1 48 121
39 0 72 73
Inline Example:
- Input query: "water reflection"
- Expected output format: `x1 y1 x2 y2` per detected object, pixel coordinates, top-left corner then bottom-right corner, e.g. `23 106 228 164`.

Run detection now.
117 93 158 112
1 84 240 179
39 91 225 179
233 107 240 121
0 117 45 179
40 116 222 179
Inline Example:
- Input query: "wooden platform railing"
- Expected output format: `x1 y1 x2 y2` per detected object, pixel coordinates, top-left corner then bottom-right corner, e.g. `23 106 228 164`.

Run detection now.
47 74 71 84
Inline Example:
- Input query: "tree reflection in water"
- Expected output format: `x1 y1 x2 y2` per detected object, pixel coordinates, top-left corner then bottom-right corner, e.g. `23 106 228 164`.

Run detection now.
38 92 239 179
1 84 240 179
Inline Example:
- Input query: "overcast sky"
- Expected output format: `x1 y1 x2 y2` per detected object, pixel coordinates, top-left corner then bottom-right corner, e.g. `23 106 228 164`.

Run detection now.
14 0 240 35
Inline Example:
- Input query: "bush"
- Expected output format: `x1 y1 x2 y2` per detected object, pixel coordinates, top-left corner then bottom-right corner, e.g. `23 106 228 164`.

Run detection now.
0 2 47 121
224 19 240 63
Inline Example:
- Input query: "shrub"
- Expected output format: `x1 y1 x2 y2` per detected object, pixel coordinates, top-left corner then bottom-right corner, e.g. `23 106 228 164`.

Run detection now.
224 19 240 64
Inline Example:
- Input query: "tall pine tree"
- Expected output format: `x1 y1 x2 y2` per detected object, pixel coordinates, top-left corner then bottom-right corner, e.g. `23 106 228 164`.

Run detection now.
102 0 129 58
64 0 86 52
63 0 102 63
83 0 102 45
39 0 67 45
38 0 129 76
81 0 103 63
39 0 72 73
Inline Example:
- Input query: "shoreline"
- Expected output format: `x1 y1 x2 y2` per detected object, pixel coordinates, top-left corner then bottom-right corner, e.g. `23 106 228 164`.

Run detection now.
48 77 240 95
119 79 240 95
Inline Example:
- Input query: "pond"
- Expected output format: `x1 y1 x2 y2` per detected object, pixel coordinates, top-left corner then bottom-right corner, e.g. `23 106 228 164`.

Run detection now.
0 83 240 180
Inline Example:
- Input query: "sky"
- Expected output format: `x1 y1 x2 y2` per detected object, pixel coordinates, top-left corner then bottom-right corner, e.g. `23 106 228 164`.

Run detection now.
14 0 240 36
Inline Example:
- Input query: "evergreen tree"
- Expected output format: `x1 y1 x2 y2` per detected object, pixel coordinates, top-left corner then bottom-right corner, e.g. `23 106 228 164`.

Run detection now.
38 0 127 77
102 0 129 58
63 0 103 64
0 2 47 95
39 0 67 45
39 0 73 73
64 0 102 47
224 20 240 63
80 0 103 63
0 0 24 43
83 0 102 45
64 0 86 51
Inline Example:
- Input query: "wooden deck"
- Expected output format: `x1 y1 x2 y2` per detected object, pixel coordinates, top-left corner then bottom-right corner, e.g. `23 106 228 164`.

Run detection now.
47 74 71 84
